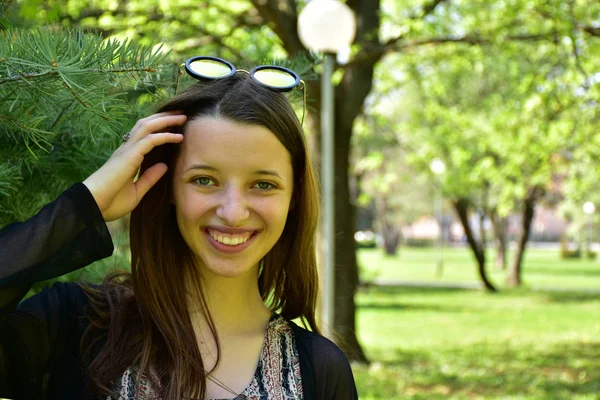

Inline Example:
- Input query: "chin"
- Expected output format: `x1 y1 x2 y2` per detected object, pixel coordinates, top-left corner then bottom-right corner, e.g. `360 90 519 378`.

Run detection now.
200 259 259 279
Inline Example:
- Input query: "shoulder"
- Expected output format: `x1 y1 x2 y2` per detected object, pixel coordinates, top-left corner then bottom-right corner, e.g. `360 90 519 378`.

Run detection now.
289 321 358 399
291 322 350 367
19 281 89 313
17 281 106 323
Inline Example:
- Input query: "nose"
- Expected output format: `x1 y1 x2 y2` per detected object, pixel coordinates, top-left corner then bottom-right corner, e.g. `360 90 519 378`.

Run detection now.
216 185 250 225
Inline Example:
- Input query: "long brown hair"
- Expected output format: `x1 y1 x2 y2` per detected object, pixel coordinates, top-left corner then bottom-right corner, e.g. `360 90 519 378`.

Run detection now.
81 75 320 399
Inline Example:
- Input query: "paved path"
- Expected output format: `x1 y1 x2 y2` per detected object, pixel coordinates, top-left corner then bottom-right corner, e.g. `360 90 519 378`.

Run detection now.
363 279 483 290
362 279 600 293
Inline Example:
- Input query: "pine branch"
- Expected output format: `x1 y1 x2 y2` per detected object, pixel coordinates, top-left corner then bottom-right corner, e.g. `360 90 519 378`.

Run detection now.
0 27 171 150
0 67 158 85
0 27 177 226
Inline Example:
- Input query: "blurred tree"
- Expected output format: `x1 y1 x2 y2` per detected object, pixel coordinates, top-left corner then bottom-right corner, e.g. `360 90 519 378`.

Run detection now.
7 0 600 357
352 97 434 257
399 22 596 289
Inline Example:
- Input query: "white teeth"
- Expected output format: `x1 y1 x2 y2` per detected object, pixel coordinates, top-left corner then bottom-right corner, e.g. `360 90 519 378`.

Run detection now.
208 230 251 246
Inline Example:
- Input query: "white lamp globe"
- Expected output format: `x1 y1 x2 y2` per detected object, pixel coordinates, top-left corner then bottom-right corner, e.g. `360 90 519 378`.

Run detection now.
298 0 356 53
430 158 446 175
583 202 596 215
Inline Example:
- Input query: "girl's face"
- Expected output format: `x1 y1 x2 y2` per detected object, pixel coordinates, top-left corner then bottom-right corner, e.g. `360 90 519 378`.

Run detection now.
172 117 294 279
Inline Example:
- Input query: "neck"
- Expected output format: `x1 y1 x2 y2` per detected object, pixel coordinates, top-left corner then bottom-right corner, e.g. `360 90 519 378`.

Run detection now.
186 265 271 337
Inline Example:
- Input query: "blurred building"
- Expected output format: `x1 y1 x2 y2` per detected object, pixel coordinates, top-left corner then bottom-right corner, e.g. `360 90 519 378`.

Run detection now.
400 206 568 244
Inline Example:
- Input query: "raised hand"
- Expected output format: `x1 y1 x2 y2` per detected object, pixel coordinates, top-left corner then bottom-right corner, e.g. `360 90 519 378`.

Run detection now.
83 111 187 222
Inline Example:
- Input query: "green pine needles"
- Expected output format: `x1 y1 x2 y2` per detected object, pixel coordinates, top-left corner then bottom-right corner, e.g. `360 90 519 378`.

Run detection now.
0 27 172 226
0 27 169 145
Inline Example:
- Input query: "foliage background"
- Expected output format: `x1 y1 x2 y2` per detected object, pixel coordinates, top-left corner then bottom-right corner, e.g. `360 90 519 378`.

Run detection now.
2 0 600 397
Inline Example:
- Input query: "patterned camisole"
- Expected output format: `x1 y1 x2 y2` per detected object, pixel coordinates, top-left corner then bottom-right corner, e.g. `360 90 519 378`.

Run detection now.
107 314 304 400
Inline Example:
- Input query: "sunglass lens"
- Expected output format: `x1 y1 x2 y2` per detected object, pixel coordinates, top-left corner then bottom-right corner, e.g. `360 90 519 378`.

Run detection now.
188 59 233 79
253 69 297 89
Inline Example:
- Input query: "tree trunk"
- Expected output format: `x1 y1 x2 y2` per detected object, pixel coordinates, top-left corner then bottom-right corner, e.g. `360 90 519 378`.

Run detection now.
478 209 487 252
490 211 507 270
328 0 382 363
333 119 368 362
332 44 379 360
453 198 497 291
382 220 400 256
375 193 400 256
507 187 542 287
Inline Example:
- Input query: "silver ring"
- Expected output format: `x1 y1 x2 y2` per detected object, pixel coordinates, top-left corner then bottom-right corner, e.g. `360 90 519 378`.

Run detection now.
122 131 132 142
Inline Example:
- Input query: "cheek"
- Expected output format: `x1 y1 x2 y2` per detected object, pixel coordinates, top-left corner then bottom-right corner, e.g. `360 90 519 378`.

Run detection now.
174 190 209 225
257 198 291 227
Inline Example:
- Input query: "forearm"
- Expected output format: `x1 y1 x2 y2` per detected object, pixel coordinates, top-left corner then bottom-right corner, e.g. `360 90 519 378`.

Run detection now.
0 183 113 310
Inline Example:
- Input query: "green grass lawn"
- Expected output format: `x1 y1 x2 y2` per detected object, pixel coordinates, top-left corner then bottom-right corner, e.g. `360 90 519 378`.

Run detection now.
353 247 600 399
357 246 600 289
352 286 600 399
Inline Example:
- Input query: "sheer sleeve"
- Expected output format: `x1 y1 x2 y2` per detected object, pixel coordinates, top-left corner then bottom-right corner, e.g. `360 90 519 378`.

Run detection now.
0 183 114 398
291 323 359 400
0 182 113 293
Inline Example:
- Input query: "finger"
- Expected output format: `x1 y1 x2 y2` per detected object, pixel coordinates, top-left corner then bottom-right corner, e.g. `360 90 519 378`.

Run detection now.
131 111 185 130
108 133 182 188
128 114 187 144
142 110 185 122
129 114 187 143
134 132 184 156
128 112 178 138
134 163 169 201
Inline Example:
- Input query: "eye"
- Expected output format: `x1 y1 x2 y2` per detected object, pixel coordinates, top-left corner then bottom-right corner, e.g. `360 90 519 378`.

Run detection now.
193 177 216 186
254 181 276 191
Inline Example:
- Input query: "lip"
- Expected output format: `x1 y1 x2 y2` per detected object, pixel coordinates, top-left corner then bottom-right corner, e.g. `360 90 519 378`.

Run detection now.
204 229 258 254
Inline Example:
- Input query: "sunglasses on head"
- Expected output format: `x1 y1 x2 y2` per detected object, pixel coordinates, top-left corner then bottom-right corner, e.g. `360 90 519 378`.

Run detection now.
177 56 307 125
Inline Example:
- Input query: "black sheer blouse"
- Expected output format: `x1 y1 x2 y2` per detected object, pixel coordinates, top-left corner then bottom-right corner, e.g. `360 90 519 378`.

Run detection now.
0 183 358 400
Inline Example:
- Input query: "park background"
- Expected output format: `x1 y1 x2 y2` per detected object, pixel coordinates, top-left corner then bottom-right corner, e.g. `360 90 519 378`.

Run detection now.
1 0 599 398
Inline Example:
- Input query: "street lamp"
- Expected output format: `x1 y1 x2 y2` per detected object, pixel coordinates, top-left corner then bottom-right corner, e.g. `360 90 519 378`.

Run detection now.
583 201 595 257
430 158 446 278
298 0 356 338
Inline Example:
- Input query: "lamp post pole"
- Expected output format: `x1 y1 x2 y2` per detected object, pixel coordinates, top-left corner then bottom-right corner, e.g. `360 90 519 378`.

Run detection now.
589 218 593 256
298 0 356 339
321 52 335 334
430 158 446 278
583 202 595 257
435 186 443 278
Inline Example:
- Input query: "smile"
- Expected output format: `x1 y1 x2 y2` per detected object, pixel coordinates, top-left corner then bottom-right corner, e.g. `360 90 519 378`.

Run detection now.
207 229 252 246
206 229 253 246
204 228 259 254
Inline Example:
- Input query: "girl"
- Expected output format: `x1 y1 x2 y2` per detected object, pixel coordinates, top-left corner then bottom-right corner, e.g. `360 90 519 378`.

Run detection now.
0 59 357 400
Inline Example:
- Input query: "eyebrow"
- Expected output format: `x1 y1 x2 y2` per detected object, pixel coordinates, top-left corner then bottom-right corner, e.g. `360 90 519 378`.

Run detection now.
184 164 284 179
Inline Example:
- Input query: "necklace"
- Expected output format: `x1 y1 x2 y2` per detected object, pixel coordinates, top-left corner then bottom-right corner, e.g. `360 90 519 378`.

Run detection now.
206 374 248 399
180 373 247 399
